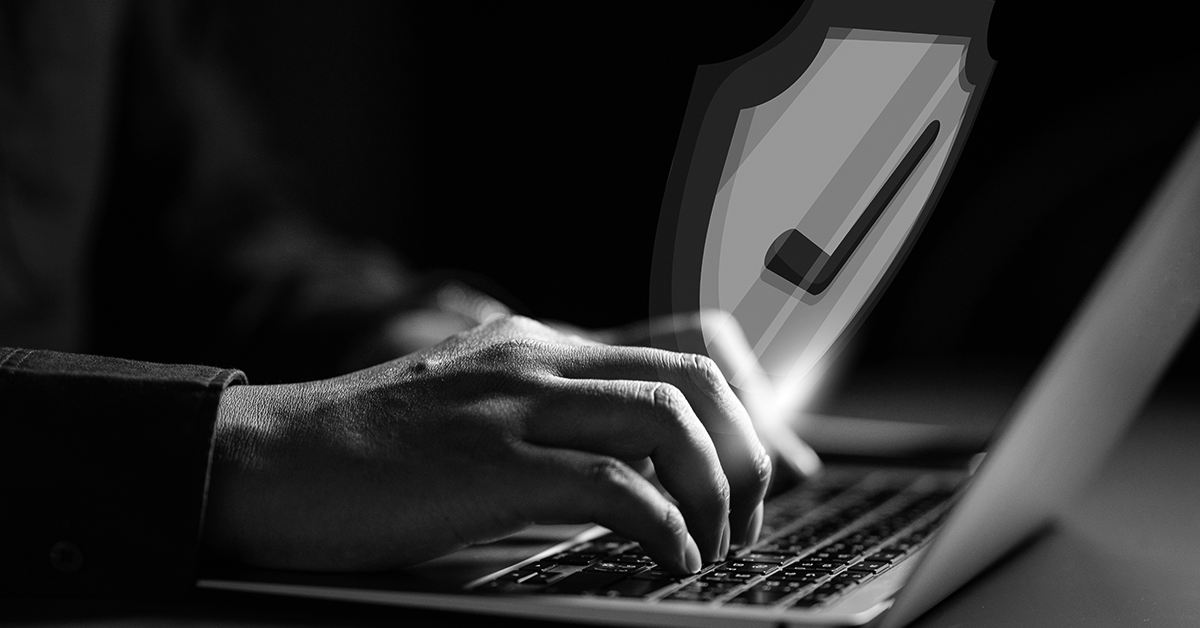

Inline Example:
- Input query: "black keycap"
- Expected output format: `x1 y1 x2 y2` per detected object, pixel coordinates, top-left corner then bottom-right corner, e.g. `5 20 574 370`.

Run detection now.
796 559 845 571
597 576 679 598
867 549 905 562
812 550 857 562
702 570 757 583
740 552 791 563
553 552 602 566
731 586 794 605
770 569 827 584
520 572 563 586
847 561 888 576
494 569 539 583
585 561 641 573
824 574 859 590
724 561 779 574
665 581 736 602
539 570 628 595
665 589 717 602
630 568 676 580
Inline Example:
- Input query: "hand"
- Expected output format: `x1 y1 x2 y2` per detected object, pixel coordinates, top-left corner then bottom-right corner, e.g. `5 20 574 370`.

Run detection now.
203 315 771 575
582 309 822 483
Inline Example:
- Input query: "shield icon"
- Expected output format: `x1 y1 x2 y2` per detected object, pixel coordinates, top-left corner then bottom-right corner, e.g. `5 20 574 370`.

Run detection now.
651 0 996 411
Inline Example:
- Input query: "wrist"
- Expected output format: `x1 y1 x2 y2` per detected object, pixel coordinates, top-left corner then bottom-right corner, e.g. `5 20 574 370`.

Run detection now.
203 383 283 562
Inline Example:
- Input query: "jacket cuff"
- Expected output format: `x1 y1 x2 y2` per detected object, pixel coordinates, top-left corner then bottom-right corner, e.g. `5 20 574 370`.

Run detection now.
0 348 246 599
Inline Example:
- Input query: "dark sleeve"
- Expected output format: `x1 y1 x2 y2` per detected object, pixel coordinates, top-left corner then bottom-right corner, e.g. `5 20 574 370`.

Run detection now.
0 347 246 599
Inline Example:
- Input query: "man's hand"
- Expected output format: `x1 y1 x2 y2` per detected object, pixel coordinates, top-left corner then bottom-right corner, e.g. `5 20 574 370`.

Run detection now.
203 315 771 575
582 309 822 483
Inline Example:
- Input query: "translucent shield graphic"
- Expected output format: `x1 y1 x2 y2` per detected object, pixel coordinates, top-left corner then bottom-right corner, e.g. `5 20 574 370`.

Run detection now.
652 1 995 411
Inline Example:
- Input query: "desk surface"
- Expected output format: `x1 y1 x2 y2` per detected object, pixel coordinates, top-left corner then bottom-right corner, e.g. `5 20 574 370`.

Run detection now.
8 383 1200 628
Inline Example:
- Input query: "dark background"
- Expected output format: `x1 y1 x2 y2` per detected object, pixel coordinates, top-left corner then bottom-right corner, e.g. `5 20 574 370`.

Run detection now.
210 2 1200 396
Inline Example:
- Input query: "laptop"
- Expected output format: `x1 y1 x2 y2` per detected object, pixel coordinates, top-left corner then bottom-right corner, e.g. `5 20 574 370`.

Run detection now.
199 2 1200 626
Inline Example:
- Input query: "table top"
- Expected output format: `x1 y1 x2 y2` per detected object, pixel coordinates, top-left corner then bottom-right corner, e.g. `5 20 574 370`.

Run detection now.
7 382 1199 628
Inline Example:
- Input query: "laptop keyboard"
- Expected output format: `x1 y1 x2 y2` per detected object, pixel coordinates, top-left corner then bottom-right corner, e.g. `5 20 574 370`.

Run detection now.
470 468 965 609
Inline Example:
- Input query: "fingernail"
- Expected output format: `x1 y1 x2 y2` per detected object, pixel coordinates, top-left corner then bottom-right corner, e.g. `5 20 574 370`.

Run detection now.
683 534 702 573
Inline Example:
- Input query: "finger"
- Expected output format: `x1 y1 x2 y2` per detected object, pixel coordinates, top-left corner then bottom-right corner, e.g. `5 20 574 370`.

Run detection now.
606 310 822 483
553 345 772 547
700 312 824 480
746 502 764 547
524 378 731 562
512 444 703 575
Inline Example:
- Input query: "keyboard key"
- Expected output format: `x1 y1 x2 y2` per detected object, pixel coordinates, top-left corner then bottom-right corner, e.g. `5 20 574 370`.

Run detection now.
837 569 872 583
482 472 966 606
723 560 780 574
585 561 642 574
867 549 906 562
847 561 889 575
540 570 628 595
770 569 828 584
665 581 737 602
552 552 603 565
731 585 796 605
811 550 857 562
582 536 630 553
795 559 846 571
519 572 563 586
595 576 678 598
820 574 861 591
759 540 815 553
702 570 758 583
494 569 539 583
629 568 676 580
740 552 791 563
665 589 719 602
807 583 844 599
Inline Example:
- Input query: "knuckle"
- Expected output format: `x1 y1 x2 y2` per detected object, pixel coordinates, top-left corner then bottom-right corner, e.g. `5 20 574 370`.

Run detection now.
486 337 541 364
645 382 690 420
497 335 540 355
588 456 635 492
682 352 728 392
464 337 557 387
